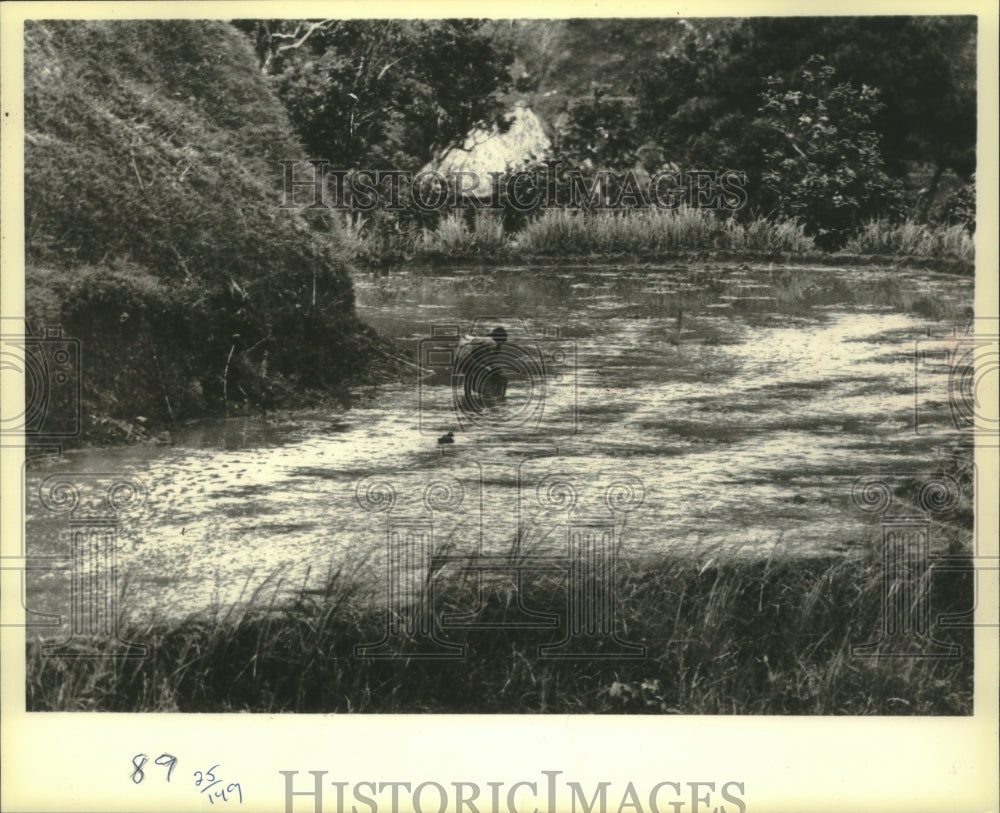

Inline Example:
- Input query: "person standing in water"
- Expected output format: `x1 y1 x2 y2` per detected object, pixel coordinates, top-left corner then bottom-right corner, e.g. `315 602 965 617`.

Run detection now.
457 326 509 410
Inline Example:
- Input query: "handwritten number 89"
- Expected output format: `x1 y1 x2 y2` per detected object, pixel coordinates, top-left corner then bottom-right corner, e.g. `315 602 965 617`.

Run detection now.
131 753 177 784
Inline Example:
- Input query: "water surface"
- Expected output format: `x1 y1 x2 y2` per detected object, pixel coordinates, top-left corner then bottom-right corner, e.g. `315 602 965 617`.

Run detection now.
24 262 974 626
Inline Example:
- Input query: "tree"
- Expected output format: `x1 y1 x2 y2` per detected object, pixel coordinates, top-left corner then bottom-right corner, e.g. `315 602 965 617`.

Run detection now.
240 19 339 74
632 16 976 218
557 85 640 172
235 19 513 170
631 21 781 199
759 56 902 249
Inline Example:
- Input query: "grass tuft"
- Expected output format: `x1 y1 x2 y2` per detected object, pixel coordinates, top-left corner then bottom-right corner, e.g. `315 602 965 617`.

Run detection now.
420 213 507 256
844 219 974 261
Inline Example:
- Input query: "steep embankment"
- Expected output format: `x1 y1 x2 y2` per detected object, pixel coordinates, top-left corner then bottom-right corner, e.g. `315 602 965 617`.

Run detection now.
24 20 371 442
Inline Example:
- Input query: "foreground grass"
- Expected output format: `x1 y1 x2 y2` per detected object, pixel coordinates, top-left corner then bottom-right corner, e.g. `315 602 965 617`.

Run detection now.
26 549 973 714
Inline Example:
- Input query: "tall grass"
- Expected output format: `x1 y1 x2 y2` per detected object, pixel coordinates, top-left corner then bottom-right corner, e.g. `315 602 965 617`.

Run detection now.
513 208 814 255
387 209 975 265
845 219 975 261
26 548 973 714
724 216 815 252
420 213 507 255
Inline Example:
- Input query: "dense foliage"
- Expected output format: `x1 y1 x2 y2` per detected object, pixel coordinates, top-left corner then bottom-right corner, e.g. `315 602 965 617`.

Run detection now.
229 16 975 258
629 16 976 232
759 57 903 248
234 19 513 170
25 20 373 437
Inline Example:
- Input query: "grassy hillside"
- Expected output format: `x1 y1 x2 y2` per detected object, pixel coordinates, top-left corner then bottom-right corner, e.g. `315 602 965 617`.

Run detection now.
24 21 373 441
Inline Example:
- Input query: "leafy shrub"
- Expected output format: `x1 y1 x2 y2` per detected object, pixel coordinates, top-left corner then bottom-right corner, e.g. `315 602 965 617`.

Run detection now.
938 179 976 232
557 86 641 172
759 56 903 250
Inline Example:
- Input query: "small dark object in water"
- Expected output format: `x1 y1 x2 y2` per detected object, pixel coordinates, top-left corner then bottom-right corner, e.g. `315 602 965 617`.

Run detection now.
438 431 455 444
668 308 683 346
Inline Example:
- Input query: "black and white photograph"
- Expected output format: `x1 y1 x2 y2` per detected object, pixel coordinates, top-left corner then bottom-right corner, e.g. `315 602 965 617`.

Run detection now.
1 2 997 812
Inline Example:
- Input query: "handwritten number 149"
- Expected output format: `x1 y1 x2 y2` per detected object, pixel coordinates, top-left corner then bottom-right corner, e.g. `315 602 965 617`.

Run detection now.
194 764 243 804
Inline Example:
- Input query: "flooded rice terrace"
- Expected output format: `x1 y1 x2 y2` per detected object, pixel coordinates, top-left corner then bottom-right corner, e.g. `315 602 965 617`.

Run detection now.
25 263 974 628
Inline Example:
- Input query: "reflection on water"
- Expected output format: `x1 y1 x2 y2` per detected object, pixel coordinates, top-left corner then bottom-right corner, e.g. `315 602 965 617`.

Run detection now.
25 263 974 625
